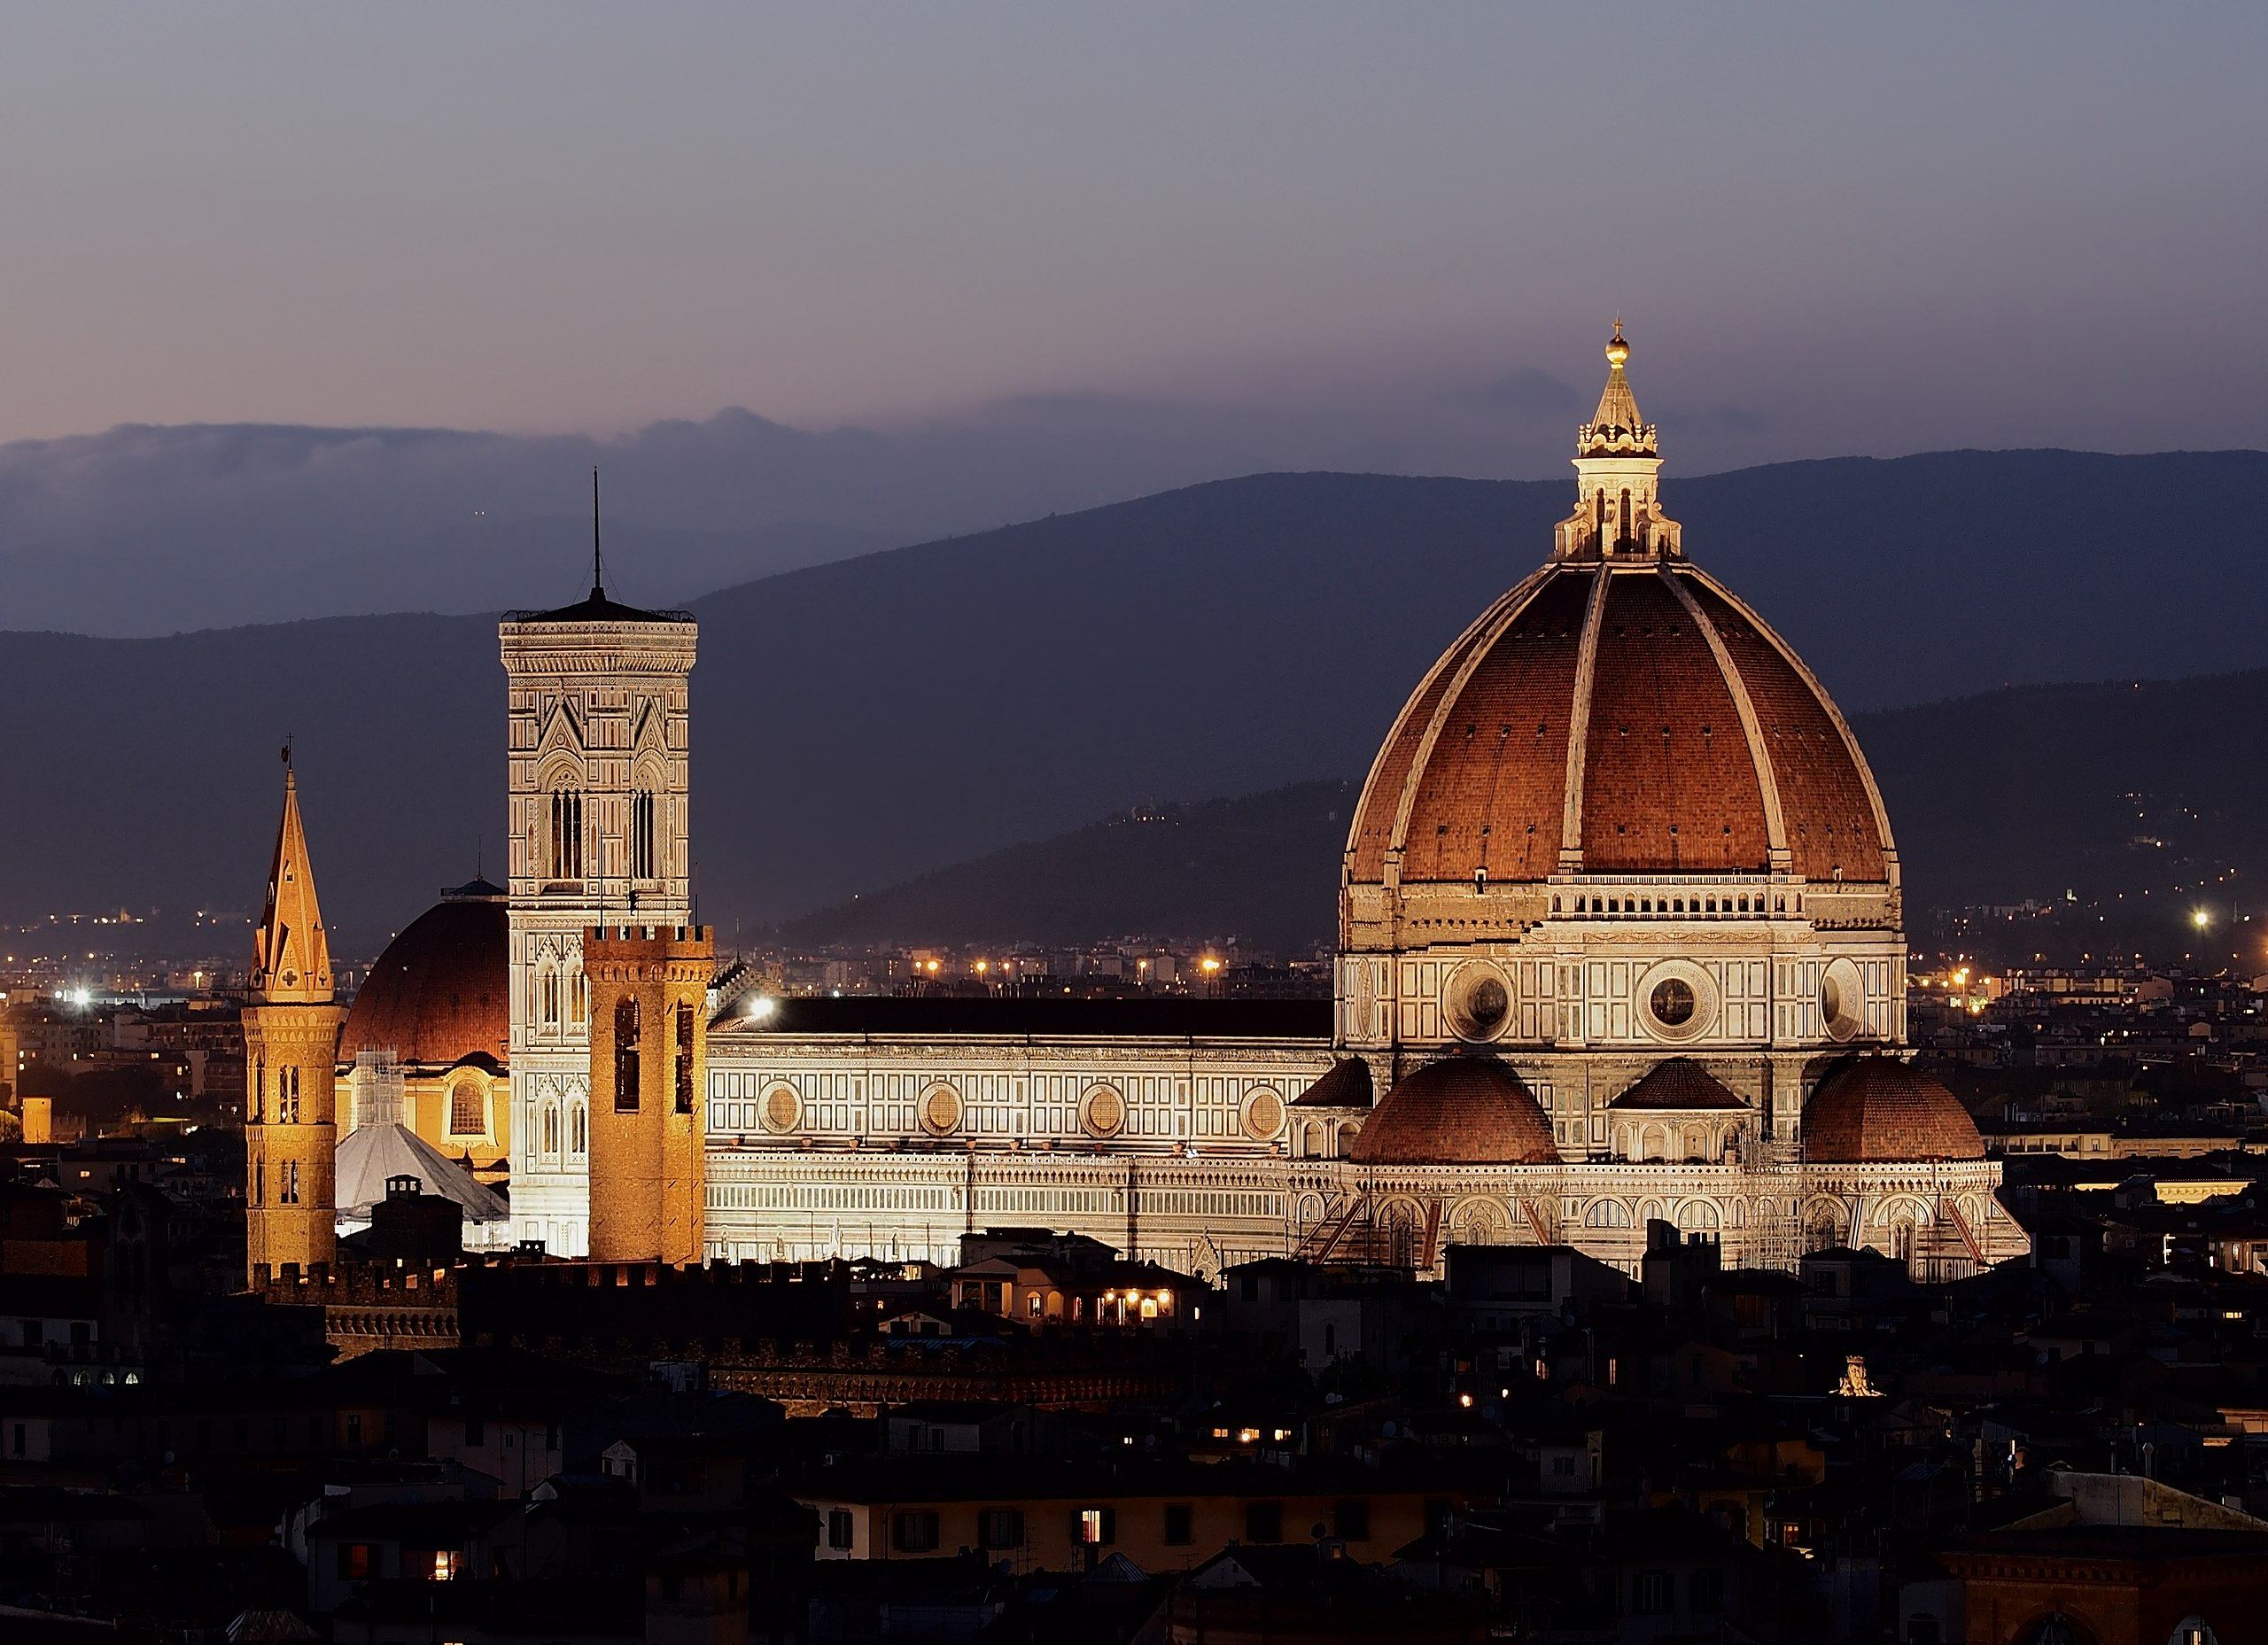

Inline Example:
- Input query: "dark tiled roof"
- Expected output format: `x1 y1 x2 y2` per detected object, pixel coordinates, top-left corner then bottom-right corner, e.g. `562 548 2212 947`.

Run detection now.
1609 1058 1747 1111
504 586 694 625
1292 1058 1374 1108
724 995 1331 1042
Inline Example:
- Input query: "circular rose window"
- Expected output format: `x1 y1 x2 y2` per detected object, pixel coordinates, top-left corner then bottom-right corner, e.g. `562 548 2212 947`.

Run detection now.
1083 1085 1125 1137
1243 1090 1285 1140
920 1084 963 1136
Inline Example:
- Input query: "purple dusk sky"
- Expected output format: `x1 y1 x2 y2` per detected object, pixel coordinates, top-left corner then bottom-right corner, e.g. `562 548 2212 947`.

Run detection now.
2 4 2262 473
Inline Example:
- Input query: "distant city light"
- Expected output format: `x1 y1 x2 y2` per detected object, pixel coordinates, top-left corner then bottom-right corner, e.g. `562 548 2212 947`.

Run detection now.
2193 908 2213 931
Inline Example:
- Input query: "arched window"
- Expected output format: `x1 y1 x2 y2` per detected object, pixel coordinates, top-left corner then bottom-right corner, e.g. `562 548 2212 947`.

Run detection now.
570 1102 587 1156
570 968 586 1027
539 966 561 1030
448 1078 485 1137
1584 1199 1632 1229
673 1002 695 1113
547 789 585 880
614 998 641 1111
542 1103 560 1156
252 1058 264 1124
631 791 657 880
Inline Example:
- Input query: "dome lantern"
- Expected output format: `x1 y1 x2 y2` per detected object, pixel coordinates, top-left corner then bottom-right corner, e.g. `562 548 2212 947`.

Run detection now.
1556 320 1681 563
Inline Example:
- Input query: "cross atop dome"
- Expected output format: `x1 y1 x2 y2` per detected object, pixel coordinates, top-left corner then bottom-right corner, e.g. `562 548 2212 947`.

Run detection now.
1553 321 1682 563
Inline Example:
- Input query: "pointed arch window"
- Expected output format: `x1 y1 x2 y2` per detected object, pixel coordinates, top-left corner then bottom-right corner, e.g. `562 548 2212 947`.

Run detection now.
613 998 641 1111
631 791 657 881
570 1101 587 1156
542 1102 561 1157
252 1058 265 1123
547 789 585 881
539 966 561 1031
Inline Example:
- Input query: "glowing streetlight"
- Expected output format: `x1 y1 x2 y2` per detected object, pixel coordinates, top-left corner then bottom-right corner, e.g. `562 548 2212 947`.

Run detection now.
2193 908 2213 932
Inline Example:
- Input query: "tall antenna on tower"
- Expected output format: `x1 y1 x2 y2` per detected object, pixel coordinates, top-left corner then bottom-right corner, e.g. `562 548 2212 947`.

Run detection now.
591 467 604 598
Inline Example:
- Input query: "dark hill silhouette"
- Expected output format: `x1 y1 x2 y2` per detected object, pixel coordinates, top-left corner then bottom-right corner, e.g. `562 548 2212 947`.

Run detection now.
3 452 2264 952
783 669 2268 961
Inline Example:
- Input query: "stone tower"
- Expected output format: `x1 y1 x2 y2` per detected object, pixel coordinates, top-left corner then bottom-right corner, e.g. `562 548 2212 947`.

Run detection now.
499 502 695 1256
583 923 712 1264
243 753 342 1285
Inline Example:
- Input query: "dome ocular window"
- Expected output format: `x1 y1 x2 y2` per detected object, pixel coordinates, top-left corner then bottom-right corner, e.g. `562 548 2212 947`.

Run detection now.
1637 960 1718 1044
1444 961 1513 1043
1819 957 1867 1043
761 1083 801 1135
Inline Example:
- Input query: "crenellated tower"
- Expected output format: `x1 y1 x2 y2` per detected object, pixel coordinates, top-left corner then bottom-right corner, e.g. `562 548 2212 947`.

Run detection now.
243 753 342 1285
583 923 712 1264
499 485 696 1256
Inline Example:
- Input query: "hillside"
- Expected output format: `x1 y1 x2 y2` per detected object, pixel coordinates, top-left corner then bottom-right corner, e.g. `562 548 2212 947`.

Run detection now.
3 452 2266 952
781 672 2268 962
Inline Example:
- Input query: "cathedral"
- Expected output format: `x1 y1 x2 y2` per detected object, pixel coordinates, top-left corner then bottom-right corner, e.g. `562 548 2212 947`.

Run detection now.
248 326 2027 1285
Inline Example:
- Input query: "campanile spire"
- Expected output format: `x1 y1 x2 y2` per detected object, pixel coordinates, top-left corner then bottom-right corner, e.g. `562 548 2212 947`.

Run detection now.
252 749 334 1005
1553 321 1682 562
244 749 342 1286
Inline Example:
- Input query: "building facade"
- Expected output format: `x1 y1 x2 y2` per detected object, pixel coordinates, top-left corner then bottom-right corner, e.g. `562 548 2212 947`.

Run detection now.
687 328 2025 1280
498 569 695 1258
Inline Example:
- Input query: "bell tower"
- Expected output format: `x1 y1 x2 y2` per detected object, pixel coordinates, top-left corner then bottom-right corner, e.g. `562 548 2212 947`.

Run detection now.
499 479 697 1255
243 752 342 1286
583 923 712 1264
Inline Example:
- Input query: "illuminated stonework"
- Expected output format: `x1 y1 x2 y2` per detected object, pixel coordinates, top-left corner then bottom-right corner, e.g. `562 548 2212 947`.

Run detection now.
416 330 2025 1282
243 759 344 1284
499 578 695 1257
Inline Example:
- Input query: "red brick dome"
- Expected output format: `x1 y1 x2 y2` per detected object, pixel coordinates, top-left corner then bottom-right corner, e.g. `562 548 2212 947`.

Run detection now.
1346 563 1891 888
1802 1057 1984 1163
340 880 509 1069
1346 1055 1559 1166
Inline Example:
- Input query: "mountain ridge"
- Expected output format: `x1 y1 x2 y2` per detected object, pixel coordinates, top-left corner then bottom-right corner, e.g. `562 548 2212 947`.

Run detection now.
4 453 2266 950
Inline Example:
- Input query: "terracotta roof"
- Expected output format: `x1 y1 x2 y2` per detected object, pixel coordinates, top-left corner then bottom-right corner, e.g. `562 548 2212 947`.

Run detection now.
1291 1058 1374 1108
1802 1057 1985 1163
1346 563 1890 886
1610 1059 1747 1111
339 888 509 1068
1345 1055 1559 1167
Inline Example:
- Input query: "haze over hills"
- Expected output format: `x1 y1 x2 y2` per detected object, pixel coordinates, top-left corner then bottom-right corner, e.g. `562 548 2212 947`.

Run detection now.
784 668 2268 964
3 452 2266 957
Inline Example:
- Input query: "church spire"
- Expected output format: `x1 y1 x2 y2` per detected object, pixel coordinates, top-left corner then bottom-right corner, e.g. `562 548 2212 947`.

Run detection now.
252 749 334 1005
1553 321 1682 563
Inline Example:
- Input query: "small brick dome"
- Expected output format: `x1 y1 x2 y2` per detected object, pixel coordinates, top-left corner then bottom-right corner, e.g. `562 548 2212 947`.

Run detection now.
340 880 509 1069
1346 1055 1559 1166
1802 1057 1984 1163
1610 1058 1746 1110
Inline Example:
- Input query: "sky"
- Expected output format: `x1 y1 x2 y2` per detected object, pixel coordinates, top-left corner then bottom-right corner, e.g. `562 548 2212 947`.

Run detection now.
1 4 2263 474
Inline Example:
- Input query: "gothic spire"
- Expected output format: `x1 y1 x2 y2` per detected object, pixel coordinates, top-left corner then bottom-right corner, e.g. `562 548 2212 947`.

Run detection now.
252 748 335 1005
